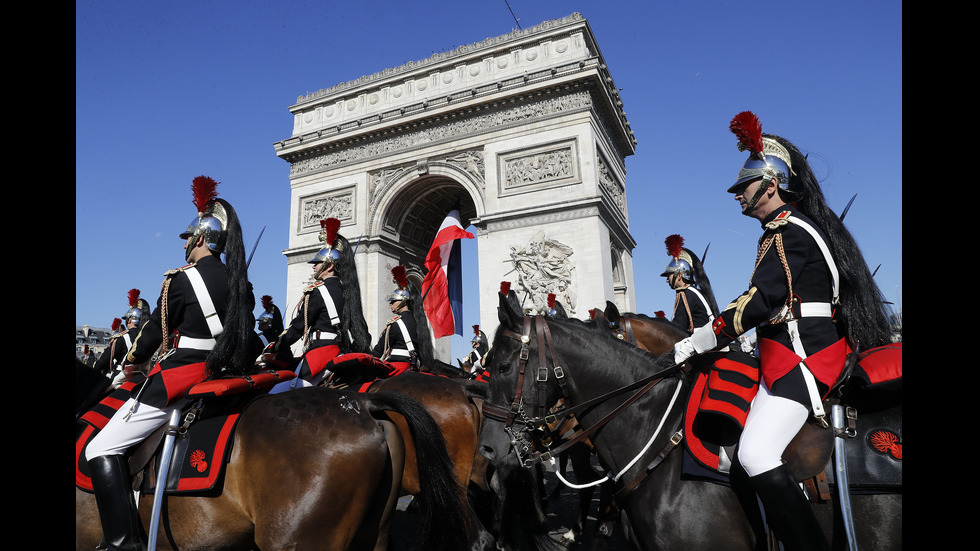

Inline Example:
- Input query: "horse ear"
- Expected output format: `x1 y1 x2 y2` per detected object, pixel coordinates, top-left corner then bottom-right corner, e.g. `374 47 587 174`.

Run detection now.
498 291 522 329
604 300 620 323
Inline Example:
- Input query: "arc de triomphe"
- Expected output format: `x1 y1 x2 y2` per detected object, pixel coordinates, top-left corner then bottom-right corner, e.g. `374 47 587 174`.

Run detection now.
273 13 637 360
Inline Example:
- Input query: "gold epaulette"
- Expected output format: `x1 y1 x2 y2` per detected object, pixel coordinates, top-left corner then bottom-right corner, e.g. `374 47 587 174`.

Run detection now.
163 262 196 277
385 315 402 326
304 281 324 292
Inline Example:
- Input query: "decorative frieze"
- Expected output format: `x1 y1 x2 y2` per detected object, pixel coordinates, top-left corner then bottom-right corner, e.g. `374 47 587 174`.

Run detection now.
499 139 578 195
288 91 592 177
596 152 626 215
299 187 355 234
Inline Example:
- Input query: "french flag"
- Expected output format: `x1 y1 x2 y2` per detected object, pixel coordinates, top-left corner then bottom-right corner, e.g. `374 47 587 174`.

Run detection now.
422 209 475 338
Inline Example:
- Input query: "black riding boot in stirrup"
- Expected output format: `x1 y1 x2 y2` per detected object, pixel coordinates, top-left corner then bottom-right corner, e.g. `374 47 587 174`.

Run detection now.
729 455 768 551
751 464 828 551
88 455 147 551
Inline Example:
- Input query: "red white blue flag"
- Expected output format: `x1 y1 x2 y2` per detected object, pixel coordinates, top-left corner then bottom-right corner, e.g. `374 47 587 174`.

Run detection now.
422 209 474 338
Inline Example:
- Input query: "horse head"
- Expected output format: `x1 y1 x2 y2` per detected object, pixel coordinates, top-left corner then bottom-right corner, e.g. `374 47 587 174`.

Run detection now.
480 291 680 468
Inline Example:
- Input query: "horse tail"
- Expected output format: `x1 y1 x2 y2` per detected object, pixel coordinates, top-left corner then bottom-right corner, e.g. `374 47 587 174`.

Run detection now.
363 391 469 551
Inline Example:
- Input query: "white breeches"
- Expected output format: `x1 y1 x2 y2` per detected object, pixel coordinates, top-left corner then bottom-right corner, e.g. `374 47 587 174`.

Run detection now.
737 381 809 477
85 397 189 461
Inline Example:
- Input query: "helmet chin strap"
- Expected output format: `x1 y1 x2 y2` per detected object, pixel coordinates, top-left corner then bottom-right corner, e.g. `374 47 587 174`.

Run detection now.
743 177 772 213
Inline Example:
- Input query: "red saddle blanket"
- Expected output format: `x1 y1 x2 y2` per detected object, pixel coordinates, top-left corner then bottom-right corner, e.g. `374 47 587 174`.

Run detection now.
683 343 903 488
76 370 294 495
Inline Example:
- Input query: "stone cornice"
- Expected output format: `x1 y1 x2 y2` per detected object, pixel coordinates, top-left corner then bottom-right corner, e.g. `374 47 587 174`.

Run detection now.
275 14 635 159
292 13 587 106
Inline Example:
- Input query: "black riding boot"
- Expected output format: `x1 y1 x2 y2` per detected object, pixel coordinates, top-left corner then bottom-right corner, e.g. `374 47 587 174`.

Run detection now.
88 455 146 551
729 455 767 551
751 464 828 551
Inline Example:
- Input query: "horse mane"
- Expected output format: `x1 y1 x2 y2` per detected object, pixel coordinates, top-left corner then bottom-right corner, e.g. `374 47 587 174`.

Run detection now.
551 315 680 380
619 311 691 338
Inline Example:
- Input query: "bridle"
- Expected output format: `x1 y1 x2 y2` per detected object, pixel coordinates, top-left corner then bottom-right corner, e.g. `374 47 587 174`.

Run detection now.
611 315 638 346
481 314 684 471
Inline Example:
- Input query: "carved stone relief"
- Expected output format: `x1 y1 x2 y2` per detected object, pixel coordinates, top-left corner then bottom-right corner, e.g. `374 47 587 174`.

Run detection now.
289 91 592 177
498 139 579 195
596 153 626 215
509 230 577 314
300 188 354 233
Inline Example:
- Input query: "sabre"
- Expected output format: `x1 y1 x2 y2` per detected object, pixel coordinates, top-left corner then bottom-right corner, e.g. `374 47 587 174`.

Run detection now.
147 408 183 551
839 194 858 221
351 234 364 255
246 226 267 269
832 404 860 551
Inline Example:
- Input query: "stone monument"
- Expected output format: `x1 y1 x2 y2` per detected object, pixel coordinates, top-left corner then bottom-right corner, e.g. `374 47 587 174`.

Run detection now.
274 13 637 360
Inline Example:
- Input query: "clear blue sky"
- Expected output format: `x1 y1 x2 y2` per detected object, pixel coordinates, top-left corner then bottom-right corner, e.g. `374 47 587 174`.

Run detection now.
76 1 902 358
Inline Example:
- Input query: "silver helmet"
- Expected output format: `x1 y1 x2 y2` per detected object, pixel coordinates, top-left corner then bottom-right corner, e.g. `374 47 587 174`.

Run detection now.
309 218 343 276
660 234 694 280
179 176 229 257
387 265 411 303
123 289 145 326
728 111 795 195
470 325 484 347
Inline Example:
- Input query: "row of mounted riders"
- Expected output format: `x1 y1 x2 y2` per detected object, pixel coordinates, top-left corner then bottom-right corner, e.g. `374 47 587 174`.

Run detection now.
76 295 901 551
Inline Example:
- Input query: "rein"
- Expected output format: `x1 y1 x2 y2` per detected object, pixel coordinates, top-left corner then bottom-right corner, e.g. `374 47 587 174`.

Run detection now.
482 315 684 470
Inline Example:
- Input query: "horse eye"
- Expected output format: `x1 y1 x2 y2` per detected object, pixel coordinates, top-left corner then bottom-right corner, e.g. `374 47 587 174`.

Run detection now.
498 362 511 374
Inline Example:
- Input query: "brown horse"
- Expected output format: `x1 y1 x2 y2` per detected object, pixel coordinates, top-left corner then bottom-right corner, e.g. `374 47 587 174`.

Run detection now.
76 388 469 551
365 371 497 549
601 301 688 356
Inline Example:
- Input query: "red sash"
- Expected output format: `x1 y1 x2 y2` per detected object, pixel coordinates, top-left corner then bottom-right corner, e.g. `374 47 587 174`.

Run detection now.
759 337 850 390
147 361 209 406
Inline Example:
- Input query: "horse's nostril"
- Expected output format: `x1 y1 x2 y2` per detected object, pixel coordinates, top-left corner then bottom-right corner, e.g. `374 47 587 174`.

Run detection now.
479 445 495 460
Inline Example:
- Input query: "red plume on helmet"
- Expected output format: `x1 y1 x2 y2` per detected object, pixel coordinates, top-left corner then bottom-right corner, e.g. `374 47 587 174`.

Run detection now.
191 176 219 215
665 234 685 260
321 218 341 246
112 318 122 331
655 310 666 318
391 265 409 289
473 324 480 336
500 281 511 295
128 289 141 308
547 293 556 309
261 295 273 310
729 111 765 157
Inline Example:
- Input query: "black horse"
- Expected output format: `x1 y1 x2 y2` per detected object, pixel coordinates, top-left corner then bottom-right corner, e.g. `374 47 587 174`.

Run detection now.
478 291 902 551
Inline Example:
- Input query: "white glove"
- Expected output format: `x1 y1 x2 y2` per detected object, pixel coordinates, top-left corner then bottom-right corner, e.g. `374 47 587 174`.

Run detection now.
673 338 697 365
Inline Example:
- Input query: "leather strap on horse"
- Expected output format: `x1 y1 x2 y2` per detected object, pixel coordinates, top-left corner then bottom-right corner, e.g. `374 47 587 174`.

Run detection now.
611 424 685 508
487 314 683 467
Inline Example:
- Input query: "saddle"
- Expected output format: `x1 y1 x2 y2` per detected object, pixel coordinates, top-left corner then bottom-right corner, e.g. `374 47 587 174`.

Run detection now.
76 369 295 496
684 342 902 496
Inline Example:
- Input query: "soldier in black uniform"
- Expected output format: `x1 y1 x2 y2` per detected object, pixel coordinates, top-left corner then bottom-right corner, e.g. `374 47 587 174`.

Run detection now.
95 289 152 389
268 218 371 390
672 112 893 551
457 324 490 376
373 265 433 376
660 234 720 334
255 294 284 349
85 175 256 551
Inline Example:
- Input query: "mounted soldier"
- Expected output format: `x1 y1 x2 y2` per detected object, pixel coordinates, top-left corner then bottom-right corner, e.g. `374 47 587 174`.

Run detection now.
372 265 433 376
267 218 372 390
95 289 152 390
255 294 284 350
672 112 894 551
458 324 490 376
660 234 720 334
85 175 256 551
